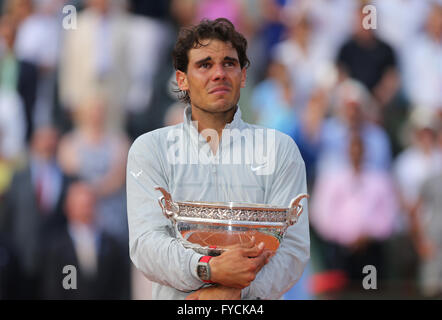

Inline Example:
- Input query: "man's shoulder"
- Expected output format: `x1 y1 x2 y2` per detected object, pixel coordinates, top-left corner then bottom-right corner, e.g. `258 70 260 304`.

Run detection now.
130 124 184 147
241 122 301 157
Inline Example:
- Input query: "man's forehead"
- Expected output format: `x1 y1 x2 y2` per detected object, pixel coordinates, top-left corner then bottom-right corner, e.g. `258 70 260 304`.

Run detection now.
188 39 238 61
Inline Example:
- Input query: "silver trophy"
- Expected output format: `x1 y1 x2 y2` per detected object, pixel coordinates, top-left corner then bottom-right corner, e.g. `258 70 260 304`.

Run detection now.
156 187 309 256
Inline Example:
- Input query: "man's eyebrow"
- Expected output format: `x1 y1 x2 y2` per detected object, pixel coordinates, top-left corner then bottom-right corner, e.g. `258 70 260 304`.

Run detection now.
224 56 239 63
194 56 239 65
195 57 212 65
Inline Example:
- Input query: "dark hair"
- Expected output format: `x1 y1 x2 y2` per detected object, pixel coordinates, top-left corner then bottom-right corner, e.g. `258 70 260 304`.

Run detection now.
172 18 250 105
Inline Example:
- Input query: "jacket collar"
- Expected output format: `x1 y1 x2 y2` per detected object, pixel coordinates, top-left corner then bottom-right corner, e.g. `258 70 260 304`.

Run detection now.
183 105 246 147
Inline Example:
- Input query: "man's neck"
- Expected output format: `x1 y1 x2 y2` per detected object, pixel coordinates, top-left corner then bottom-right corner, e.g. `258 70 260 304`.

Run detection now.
190 104 237 154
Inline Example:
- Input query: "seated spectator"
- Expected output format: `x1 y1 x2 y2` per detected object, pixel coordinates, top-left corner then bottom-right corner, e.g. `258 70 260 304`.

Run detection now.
373 0 429 55
195 0 242 30
293 79 392 178
0 12 37 142
40 181 130 299
0 90 26 166
402 2 442 112
1 125 68 298
272 10 333 111
289 0 357 62
412 171 442 298
57 93 130 245
251 60 298 135
310 131 399 288
410 117 442 298
393 107 442 230
59 0 133 133
290 86 329 187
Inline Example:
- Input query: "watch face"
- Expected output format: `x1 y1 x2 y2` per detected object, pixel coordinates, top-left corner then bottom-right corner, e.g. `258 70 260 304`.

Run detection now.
197 264 209 280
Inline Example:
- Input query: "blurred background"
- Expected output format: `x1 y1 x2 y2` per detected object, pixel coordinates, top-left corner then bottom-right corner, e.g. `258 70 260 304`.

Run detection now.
0 0 441 300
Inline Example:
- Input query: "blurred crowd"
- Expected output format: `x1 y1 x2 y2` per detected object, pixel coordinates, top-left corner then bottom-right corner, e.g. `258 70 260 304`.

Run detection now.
0 0 441 300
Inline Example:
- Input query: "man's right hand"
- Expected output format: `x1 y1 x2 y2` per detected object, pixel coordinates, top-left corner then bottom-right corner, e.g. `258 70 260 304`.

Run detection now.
208 237 273 289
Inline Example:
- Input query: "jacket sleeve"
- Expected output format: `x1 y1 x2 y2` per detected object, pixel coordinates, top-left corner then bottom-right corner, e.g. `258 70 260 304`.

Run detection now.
126 133 204 292
242 135 310 300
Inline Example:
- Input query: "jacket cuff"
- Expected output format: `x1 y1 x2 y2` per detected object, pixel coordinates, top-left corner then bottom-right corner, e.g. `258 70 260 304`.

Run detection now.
189 252 205 284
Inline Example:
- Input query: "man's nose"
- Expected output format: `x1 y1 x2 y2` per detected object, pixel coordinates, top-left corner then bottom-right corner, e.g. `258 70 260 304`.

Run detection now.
212 64 227 80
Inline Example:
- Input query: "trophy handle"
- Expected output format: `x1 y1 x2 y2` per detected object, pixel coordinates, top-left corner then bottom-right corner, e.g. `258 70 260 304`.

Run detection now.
155 187 223 256
155 186 178 220
288 193 309 226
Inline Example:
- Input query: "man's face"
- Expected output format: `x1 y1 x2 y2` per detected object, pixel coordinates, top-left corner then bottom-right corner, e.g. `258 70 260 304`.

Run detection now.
176 39 246 113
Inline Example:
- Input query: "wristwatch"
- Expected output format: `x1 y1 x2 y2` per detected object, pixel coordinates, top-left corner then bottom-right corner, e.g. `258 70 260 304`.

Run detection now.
197 256 213 283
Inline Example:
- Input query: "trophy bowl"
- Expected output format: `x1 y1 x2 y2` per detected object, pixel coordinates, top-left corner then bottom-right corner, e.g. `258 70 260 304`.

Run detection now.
155 187 309 256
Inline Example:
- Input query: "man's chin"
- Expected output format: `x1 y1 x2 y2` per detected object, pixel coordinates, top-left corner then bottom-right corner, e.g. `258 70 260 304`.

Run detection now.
196 101 237 114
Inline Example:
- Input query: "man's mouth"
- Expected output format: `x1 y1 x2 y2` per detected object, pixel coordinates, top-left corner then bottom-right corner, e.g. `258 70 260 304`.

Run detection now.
208 86 231 95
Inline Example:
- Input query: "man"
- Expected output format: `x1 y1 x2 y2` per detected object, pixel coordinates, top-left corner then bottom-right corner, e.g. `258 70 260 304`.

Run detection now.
126 18 309 300
1 125 68 298
41 181 130 299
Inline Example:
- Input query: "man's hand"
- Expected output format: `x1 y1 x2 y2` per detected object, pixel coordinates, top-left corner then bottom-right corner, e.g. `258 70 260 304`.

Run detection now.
209 237 273 288
186 285 241 300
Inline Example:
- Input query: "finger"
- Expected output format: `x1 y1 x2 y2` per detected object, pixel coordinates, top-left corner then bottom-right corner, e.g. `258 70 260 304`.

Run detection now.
253 251 270 273
242 242 265 257
224 236 255 250
242 236 256 248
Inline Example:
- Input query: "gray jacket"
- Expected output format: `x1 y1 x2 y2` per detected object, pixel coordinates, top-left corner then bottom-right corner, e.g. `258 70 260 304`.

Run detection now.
126 106 310 299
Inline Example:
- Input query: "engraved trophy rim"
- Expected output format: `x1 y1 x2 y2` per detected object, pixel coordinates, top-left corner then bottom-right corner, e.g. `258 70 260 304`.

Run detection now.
154 186 309 256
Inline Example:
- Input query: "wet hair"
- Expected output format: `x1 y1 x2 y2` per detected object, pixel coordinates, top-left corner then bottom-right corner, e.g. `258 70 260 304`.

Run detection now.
172 18 250 104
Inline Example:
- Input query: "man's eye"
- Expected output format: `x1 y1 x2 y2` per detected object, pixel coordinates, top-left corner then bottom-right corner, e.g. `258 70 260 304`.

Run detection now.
224 62 235 67
200 63 211 69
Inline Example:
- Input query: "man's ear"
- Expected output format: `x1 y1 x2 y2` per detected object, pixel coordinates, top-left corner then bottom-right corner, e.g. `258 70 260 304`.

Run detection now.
176 70 189 91
240 68 247 88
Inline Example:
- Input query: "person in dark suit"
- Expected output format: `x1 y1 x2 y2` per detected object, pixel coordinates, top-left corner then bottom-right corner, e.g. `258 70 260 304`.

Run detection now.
40 180 130 299
1 125 67 298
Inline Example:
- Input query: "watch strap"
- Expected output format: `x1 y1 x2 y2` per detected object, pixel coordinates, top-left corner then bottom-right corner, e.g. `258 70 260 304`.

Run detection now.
198 255 214 283
200 255 212 264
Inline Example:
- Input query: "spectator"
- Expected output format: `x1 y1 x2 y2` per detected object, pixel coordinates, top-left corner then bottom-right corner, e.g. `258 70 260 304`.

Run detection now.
336 2 400 110
59 0 133 133
251 60 298 135
294 79 392 177
125 13 169 140
41 180 130 299
0 90 26 165
411 170 442 298
57 93 130 245
290 86 329 187
255 0 289 66
402 2 442 112
310 131 399 289
195 0 242 30
284 0 357 63
410 114 442 297
1 125 68 298
0 12 37 142
14 0 64 129
272 10 333 110
393 107 442 231
373 0 429 54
